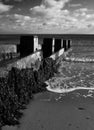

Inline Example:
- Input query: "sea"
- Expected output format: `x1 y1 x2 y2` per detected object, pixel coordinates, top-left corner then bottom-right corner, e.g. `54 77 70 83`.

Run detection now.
46 36 94 98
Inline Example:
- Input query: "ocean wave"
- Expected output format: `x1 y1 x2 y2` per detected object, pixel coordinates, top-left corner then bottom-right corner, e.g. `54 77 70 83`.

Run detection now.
64 57 94 63
46 83 94 93
45 58 94 94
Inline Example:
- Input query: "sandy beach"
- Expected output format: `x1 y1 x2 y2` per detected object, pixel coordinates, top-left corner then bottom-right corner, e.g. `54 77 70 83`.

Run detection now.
2 53 94 130
2 90 94 130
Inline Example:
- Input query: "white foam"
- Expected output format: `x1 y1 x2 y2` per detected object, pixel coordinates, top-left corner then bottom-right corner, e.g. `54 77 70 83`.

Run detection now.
46 84 94 94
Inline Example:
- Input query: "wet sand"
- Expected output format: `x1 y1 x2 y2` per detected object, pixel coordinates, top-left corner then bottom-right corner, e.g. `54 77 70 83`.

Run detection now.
2 90 94 130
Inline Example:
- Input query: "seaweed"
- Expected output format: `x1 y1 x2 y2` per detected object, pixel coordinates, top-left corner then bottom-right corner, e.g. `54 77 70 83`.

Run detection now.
0 57 58 129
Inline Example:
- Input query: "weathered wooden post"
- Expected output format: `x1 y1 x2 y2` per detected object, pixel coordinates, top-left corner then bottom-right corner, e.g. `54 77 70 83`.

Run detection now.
38 37 43 59
38 38 43 48
66 39 68 51
52 38 55 53
61 39 63 48
34 35 39 52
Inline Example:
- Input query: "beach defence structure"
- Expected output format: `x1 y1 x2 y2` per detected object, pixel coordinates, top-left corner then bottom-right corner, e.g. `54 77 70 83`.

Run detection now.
18 35 71 59
0 34 94 61
1 34 94 69
0 35 72 60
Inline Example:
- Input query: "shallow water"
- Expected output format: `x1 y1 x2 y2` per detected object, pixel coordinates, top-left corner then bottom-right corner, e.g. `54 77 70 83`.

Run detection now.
46 60 94 94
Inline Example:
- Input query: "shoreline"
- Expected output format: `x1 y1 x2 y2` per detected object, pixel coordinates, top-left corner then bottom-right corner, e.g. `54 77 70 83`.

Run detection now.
46 83 94 93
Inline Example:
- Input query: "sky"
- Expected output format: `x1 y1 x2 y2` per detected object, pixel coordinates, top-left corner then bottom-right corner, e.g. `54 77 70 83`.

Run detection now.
0 0 94 34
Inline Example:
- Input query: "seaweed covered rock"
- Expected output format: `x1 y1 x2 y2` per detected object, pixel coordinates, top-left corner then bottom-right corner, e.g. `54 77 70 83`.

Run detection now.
42 57 57 79
17 68 35 103
0 73 23 126
0 57 58 129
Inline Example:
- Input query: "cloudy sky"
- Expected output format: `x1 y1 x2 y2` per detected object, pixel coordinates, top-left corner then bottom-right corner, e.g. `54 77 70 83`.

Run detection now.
0 0 94 34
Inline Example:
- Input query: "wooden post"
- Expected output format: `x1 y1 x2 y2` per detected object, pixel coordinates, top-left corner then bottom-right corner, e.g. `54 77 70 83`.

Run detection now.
52 38 55 53
66 39 68 50
38 37 43 60
61 39 63 48
70 40 72 47
38 37 42 50
34 35 38 52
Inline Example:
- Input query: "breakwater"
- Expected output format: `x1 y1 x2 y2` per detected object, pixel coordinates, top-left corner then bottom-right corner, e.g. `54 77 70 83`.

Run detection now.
0 57 58 129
